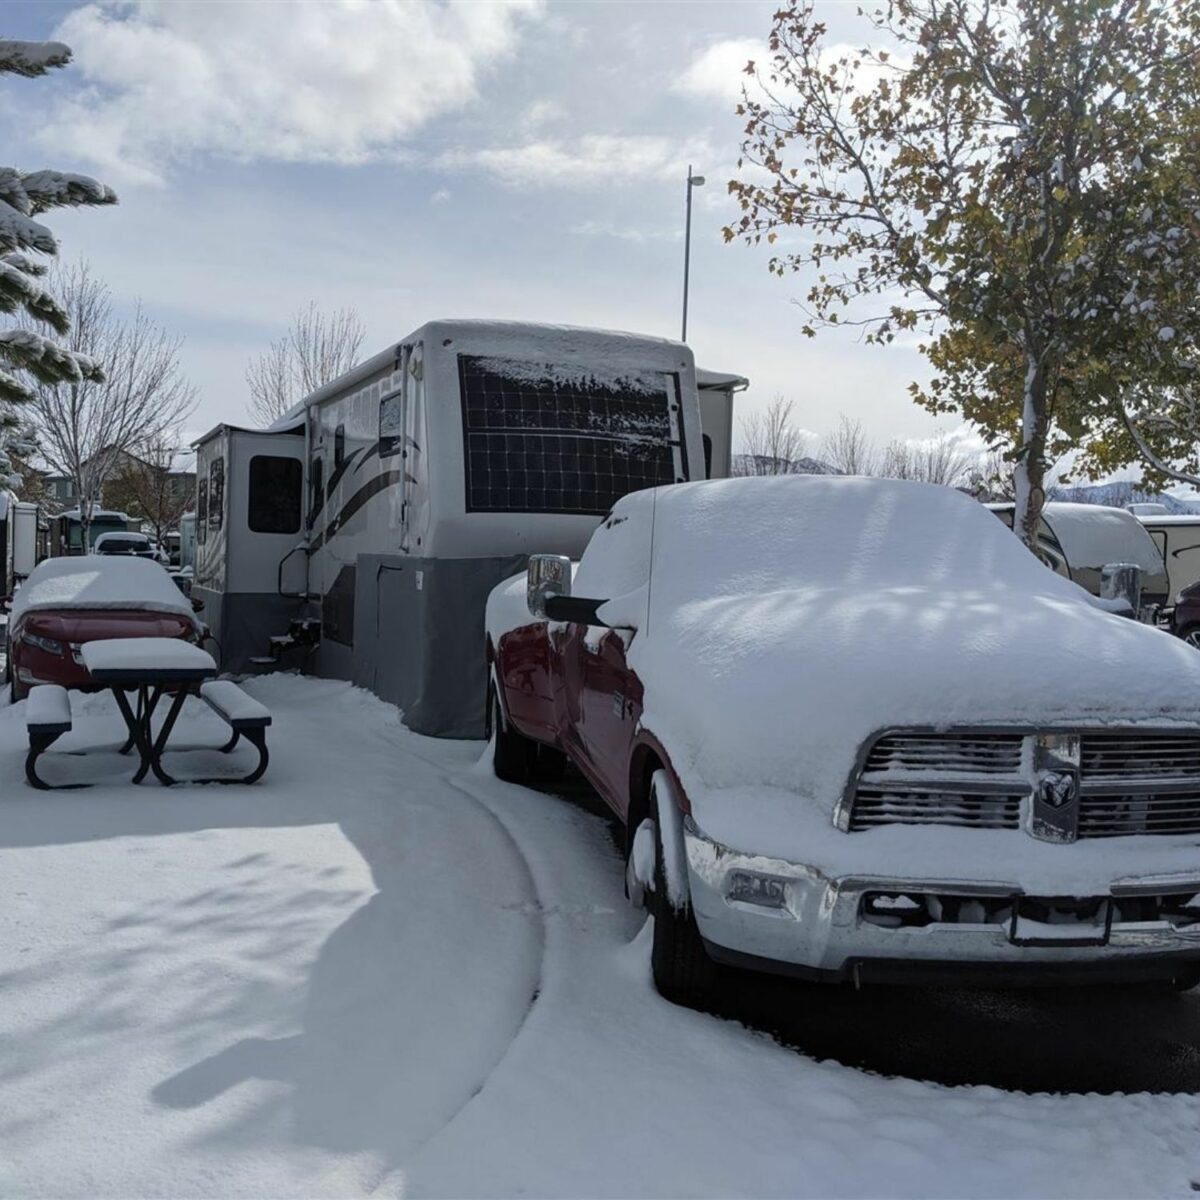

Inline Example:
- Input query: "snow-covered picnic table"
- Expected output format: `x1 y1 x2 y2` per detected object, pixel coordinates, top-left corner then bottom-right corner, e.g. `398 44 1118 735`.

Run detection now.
24 639 271 788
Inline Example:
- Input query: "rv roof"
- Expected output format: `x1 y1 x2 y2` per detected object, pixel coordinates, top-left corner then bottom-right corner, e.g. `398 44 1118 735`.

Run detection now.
263 319 693 433
1135 513 1200 524
191 421 276 448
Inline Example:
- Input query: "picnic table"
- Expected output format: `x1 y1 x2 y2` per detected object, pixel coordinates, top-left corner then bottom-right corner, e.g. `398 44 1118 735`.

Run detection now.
81 638 219 786
24 637 271 789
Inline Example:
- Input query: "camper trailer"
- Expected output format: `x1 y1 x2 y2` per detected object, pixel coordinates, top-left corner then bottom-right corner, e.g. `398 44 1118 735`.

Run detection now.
193 320 720 736
0 492 39 596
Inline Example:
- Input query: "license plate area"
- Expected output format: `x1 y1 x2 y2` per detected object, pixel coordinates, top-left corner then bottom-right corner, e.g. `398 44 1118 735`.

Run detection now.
1008 896 1113 947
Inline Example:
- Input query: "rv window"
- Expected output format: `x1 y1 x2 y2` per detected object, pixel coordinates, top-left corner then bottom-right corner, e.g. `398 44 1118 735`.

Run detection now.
208 457 225 532
379 389 403 457
197 478 208 545
248 455 302 534
702 434 713 479
334 424 346 469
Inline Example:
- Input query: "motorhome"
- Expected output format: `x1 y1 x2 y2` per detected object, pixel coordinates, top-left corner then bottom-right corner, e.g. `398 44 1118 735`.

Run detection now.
0 491 38 596
1136 514 1200 601
193 320 730 736
49 508 135 556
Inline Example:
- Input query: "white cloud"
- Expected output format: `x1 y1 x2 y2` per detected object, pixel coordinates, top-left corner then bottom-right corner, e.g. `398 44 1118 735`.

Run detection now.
570 219 681 244
41 0 542 183
675 38 763 104
429 188 452 204
437 134 714 189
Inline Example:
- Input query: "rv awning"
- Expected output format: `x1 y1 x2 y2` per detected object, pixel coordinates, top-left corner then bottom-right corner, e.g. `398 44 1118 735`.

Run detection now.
696 368 750 392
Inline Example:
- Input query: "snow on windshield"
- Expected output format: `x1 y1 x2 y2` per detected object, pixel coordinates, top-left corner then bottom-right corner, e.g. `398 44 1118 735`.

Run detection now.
646 474 1059 600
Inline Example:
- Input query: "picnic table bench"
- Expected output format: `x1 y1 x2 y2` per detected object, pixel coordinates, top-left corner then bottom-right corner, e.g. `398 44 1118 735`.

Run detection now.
24 637 272 789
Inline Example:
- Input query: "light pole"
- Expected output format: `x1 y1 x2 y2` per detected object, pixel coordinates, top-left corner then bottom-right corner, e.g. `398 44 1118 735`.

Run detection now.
681 164 705 342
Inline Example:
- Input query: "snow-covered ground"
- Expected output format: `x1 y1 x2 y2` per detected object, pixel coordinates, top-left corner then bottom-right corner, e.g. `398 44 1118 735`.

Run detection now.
2 674 1200 1198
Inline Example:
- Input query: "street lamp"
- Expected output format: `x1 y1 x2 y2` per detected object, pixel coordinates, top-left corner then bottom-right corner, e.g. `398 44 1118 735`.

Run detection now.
681 164 705 342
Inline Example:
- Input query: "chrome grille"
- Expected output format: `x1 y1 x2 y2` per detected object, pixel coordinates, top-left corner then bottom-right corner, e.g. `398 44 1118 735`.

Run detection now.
1079 733 1200 837
845 729 1200 839
849 733 1024 832
850 787 1022 830
864 732 1023 776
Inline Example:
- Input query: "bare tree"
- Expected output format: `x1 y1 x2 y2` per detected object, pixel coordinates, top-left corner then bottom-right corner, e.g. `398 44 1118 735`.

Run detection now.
245 302 365 426
878 435 976 489
734 395 809 475
24 261 196 539
105 434 193 549
820 415 876 476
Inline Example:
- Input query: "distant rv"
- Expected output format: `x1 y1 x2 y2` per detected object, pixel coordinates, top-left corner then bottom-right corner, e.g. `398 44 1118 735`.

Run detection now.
191 320 746 736
1135 513 1200 600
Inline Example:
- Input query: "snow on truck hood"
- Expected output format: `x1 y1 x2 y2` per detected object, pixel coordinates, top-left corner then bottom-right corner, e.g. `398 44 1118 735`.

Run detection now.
620 477 1200 807
11 557 200 629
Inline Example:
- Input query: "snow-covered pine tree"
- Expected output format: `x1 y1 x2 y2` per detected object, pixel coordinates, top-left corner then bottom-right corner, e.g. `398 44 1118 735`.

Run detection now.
0 38 116 489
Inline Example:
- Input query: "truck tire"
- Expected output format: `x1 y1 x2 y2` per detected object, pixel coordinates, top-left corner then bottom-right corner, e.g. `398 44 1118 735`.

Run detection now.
649 775 717 1007
489 682 535 784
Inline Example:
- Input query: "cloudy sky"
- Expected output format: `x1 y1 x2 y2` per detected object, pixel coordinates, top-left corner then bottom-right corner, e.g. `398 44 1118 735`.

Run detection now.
0 0 967 457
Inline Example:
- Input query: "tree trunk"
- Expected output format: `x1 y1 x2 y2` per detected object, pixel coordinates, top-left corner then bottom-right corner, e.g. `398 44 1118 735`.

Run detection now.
1012 350 1049 552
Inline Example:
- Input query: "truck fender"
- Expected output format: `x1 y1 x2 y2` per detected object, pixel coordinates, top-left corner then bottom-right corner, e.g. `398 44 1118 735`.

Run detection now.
651 768 690 913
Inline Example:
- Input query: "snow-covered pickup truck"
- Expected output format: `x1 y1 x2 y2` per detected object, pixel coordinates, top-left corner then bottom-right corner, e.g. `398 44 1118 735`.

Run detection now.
485 476 1200 1004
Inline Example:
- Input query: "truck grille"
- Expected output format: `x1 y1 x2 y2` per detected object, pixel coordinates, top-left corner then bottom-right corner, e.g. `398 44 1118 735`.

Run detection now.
845 730 1200 839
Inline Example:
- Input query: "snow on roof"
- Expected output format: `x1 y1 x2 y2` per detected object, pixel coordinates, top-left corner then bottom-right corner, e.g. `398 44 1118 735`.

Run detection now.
58 508 129 522
263 319 692 431
1135 513 1200 526
11 557 200 627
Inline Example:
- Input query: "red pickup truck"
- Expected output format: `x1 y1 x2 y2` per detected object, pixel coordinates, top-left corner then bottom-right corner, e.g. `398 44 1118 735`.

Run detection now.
486 476 1200 1006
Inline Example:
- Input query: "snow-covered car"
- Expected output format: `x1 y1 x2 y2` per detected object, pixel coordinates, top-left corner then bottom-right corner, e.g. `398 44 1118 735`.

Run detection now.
486 476 1200 1002
3 556 204 700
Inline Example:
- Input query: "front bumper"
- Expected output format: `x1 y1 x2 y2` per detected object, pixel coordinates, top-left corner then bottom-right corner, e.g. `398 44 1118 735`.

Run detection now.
683 818 1200 984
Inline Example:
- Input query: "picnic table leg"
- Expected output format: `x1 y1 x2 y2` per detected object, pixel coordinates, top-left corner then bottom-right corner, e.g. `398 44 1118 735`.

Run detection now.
24 730 88 791
112 686 155 784
118 688 141 755
146 688 190 786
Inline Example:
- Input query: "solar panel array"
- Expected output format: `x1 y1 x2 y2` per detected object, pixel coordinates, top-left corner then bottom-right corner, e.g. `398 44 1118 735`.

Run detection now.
459 355 683 515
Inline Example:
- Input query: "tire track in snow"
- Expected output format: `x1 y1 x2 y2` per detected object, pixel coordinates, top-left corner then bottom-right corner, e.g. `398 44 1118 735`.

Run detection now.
311 719 550 1196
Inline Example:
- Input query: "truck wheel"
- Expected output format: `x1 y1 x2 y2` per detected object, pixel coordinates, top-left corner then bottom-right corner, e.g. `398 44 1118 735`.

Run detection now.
649 776 717 1007
489 682 534 784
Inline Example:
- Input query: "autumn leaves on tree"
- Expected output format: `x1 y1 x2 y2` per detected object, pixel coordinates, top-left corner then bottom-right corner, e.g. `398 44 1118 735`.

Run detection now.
729 0 1200 543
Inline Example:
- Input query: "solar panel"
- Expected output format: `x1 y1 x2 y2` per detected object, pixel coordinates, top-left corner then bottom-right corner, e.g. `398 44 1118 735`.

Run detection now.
459 354 686 515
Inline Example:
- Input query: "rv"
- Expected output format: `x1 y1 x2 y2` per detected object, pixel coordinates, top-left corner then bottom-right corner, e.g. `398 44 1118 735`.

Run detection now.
193 320 730 736
49 508 135 556
0 492 38 596
1136 514 1200 601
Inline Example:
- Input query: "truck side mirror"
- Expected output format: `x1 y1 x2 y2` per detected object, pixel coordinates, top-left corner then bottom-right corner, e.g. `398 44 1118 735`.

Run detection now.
527 554 572 619
1100 562 1142 618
